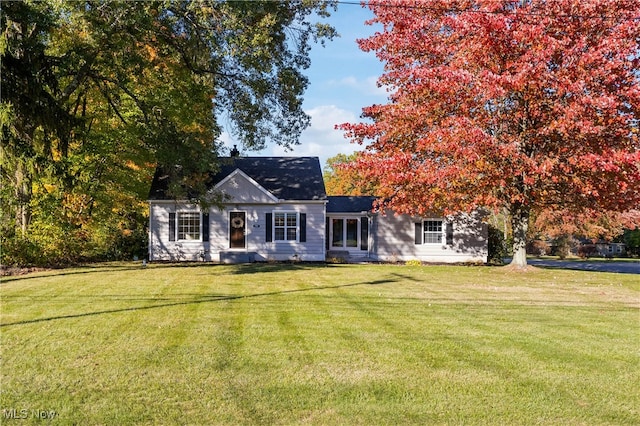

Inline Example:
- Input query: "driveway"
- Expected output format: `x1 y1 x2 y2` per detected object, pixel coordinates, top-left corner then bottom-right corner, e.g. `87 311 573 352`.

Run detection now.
524 258 640 274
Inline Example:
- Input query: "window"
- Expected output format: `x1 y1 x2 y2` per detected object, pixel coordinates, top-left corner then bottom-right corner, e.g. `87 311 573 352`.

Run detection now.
274 212 297 241
330 217 368 250
332 218 359 248
423 220 443 244
169 211 208 242
178 212 200 241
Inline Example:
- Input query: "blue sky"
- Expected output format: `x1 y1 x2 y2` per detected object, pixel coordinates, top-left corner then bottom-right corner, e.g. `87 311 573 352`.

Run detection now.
221 3 388 167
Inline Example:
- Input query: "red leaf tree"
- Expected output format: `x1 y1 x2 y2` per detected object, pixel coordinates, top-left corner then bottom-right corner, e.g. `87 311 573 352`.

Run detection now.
339 0 640 267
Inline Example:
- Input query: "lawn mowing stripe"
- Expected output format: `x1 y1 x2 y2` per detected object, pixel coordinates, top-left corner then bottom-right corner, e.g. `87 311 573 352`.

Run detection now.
1 263 638 425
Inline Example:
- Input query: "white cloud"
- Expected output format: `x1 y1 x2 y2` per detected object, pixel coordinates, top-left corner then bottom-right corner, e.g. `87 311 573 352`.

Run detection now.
328 75 388 97
328 76 359 89
272 105 360 166
220 105 362 167
364 76 390 97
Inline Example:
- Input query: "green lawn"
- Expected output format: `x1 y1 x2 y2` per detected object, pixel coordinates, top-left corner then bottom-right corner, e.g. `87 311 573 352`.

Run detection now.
1 263 638 425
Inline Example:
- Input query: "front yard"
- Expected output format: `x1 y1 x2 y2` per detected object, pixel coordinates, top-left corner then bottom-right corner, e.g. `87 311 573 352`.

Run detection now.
1 263 638 424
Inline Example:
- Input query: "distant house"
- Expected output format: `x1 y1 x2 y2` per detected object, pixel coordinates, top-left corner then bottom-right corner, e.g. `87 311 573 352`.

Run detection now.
599 242 626 257
576 239 627 258
148 156 487 263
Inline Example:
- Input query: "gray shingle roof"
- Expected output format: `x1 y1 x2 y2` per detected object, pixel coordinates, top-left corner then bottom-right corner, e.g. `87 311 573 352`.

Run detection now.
326 196 376 213
149 157 327 201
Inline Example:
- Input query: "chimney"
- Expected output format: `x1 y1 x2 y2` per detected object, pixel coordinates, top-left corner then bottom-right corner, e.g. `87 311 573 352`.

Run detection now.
230 145 240 157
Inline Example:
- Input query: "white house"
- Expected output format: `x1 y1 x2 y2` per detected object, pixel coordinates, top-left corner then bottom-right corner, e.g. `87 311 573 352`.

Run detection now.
148 156 488 263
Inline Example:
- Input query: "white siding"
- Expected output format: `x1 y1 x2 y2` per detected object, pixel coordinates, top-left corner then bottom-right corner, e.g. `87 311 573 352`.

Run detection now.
149 200 487 264
371 211 487 263
149 201 326 262
242 203 326 262
214 171 277 204
148 203 212 261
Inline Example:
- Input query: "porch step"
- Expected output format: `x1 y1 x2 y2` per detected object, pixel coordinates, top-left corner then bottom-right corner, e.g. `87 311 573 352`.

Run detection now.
326 250 350 259
220 251 256 264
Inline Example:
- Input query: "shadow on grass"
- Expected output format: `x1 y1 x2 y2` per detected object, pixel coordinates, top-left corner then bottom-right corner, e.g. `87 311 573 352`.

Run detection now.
0 276 397 328
1 262 340 284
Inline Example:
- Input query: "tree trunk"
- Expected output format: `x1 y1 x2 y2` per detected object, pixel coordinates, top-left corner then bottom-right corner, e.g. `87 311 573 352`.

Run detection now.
509 203 530 268
15 160 32 235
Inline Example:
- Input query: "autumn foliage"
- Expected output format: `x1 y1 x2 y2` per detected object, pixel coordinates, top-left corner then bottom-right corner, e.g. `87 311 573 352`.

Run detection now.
323 153 378 196
533 209 640 242
340 0 640 266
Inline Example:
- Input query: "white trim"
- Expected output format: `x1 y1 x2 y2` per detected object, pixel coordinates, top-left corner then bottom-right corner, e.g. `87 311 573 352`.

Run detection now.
213 169 279 203
149 198 328 205
149 199 181 204
277 199 328 204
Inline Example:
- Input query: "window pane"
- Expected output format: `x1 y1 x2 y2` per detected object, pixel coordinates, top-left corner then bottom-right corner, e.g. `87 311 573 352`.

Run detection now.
425 220 442 232
274 213 285 226
423 233 442 244
275 228 285 241
332 219 343 247
287 228 297 240
286 213 297 227
346 219 358 247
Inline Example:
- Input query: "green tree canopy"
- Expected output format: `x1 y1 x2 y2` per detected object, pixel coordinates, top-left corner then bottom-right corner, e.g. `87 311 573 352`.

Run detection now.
1 0 336 266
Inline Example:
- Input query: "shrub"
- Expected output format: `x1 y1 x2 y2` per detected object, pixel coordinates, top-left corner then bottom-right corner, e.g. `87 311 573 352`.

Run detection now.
578 244 597 259
552 234 577 259
527 239 550 256
487 224 507 264
1 219 148 267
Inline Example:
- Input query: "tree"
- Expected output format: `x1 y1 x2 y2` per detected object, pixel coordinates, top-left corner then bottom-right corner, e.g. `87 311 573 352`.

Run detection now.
1 0 336 266
624 228 640 256
533 209 640 242
339 0 640 268
323 152 377 195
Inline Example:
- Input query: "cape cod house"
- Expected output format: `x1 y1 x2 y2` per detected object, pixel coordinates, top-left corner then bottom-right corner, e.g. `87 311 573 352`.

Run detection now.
148 156 488 263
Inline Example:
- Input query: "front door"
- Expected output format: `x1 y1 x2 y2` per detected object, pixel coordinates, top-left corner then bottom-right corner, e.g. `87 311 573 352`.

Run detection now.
229 211 246 249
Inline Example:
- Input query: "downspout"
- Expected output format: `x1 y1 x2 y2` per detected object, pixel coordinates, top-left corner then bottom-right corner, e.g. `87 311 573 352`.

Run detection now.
367 213 373 259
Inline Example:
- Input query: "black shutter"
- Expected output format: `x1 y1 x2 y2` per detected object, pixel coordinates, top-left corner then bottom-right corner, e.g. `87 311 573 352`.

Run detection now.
414 222 422 245
266 213 272 242
202 212 209 242
169 212 176 242
325 217 330 250
446 222 454 246
299 213 306 242
360 216 369 251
